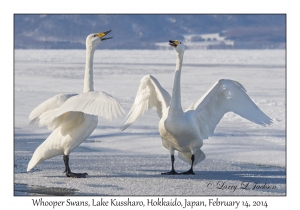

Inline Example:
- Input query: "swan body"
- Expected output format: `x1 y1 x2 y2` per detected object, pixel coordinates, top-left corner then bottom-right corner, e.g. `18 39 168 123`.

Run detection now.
121 40 272 175
27 31 125 178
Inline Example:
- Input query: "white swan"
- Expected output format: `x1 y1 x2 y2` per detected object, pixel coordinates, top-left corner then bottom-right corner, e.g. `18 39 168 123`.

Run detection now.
27 30 125 178
121 40 272 175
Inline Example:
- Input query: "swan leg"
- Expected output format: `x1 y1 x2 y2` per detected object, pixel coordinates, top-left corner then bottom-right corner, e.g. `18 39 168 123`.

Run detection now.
161 155 179 175
63 155 88 178
181 154 195 175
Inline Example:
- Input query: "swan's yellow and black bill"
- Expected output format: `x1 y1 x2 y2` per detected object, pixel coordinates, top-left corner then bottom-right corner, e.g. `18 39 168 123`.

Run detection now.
169 40 179 47
97 30 113 41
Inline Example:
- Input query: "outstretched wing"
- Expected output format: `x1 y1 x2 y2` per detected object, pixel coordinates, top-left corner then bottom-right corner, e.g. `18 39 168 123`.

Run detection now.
53 91 124 120
121 75 171 131
29 93 78 125
37 91 125 130
193 79 272 139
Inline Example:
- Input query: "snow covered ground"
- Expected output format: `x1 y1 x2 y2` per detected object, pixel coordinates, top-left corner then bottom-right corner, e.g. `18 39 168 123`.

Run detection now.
14 49 285 197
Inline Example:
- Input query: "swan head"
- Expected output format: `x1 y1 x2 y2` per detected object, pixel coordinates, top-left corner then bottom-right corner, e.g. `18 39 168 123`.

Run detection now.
169 40 185 54
86 30 112 49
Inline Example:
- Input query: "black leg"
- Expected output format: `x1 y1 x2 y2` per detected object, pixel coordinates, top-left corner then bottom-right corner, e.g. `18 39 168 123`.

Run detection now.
63 155 88 178
161 155 179 175
181 154 195 175
63 155 68 173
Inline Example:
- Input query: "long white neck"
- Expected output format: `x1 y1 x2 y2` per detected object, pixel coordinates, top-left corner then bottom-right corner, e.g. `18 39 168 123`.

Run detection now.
83 46 96 93
169 51 184 116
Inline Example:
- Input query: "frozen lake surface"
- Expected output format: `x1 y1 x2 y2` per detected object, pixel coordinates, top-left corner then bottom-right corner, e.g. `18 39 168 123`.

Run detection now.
14 49 285 196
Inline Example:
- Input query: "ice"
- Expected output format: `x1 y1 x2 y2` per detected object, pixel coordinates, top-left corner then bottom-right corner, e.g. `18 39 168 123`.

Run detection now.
14 49 285 196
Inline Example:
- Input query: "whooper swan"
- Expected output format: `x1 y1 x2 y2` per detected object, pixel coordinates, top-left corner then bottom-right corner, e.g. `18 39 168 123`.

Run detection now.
121 40 272 175
27 30 125 178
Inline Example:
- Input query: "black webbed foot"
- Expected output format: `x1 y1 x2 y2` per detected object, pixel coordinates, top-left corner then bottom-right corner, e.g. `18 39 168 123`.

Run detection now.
161 154 179 175
161 169 179 175
65 172 88 178
180 154 196 175
63 155 88 178
180 168 195 175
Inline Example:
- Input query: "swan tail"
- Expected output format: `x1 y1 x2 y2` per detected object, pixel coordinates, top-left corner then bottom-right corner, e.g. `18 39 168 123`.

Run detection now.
178 149 206 166
27 150 45 171
27 137 63 172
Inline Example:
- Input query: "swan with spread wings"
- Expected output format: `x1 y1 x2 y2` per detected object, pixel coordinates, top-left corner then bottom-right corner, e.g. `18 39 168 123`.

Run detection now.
121 40 272 175
27 30 124 178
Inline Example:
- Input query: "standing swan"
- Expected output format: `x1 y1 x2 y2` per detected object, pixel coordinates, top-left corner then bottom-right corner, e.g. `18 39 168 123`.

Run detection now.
121 40 272 175
27 30 125 178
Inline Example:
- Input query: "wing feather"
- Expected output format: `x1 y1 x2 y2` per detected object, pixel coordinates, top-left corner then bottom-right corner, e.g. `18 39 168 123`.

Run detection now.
193 79 272 139
36 91 124 130
53 91 125 121
29 93 78 125
121 75 171 131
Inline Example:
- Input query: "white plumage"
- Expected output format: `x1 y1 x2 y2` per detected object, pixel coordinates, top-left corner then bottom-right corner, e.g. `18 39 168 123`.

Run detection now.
121 40 272 175
27 30 125 178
